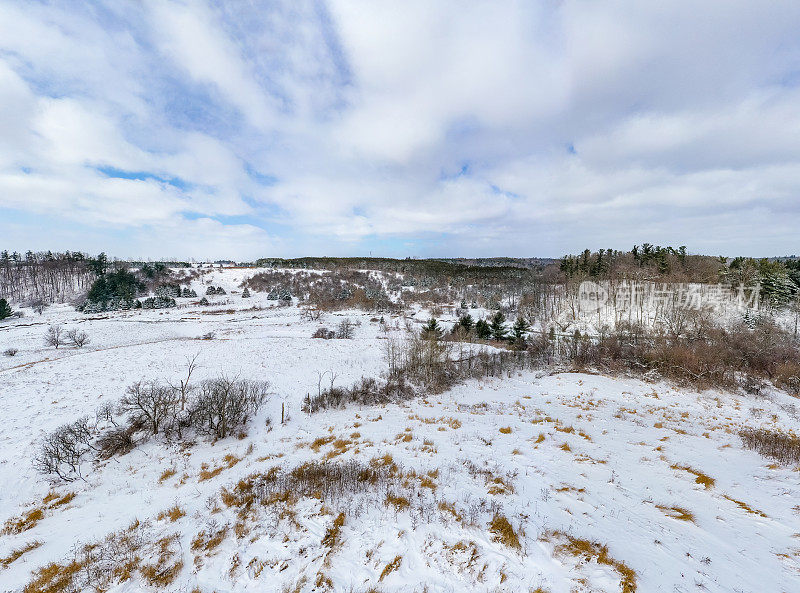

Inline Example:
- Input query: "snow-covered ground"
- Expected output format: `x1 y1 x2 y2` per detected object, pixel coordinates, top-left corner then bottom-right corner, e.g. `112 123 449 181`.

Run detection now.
1 268 799 592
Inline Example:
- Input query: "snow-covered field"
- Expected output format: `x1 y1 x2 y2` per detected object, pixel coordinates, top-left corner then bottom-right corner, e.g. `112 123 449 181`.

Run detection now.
1 269 799 592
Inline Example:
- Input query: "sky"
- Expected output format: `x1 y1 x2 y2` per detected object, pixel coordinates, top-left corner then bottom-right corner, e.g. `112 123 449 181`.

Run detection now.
1 0 799 260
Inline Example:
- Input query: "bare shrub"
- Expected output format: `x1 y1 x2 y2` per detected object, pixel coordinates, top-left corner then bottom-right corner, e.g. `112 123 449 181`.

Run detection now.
66 328 90 347
336 318 355 339
28 298 48 315
3 348 17 357
300 306 322 321
33 418 94 481
565 317 800 391
119 381 180 436
225 461 399 507
312 327 336 339
44 324 64 348
302 375 415 413
96 426 136 459
740 428 800 465
188 378 269 439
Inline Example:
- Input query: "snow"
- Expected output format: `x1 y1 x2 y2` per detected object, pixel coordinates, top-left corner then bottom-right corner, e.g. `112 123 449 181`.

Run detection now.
1 268 799 592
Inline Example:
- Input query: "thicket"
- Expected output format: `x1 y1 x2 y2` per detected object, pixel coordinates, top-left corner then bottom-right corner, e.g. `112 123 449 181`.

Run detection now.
740 428 800 465
306 309 800 415
34 373 269 482
0 250 97 303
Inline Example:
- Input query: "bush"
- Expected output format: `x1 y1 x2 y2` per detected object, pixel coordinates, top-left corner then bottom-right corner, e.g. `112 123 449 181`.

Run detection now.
302 376 416 413
33 418 94 481
0 298 12 321
66 328 90 347
44 325 64 348
312 327 336 339
119 381 180 435
3 348 17 357
740 428 800 465
336 318 355 339
96 426 136 459
188 378 269 439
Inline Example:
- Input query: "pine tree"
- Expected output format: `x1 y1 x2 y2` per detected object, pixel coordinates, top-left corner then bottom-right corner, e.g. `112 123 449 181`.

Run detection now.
475 318 491 340
458 313 475 332
489 311 508 341
0 298 12 321
512 316 531 341
421 318 443 340
242 287 251 298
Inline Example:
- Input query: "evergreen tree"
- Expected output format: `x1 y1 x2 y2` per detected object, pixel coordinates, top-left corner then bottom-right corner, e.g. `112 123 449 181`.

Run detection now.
421 318 443 340
87 252 108 276
87 268 143 303
512 316 531 341
0 298 12 321
489 311 508 341
475 319 491 340
242 287 251 298
458 313 475 332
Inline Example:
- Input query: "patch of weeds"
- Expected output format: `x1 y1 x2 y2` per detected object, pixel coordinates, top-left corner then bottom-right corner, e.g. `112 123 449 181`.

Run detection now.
385 493 410 511
1 541 41 568
379 555 402 581
159 468 177 483
489 514 520 550
157 504 186 522
547 531 637 593
723 495 767 517
656 504 695 522
670 464 715 489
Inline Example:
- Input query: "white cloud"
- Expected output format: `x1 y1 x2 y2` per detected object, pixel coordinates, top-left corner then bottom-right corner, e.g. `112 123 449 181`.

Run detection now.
1 0 799 258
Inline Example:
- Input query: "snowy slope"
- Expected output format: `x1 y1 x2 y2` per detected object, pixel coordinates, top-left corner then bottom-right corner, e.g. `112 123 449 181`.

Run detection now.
1 268 799 593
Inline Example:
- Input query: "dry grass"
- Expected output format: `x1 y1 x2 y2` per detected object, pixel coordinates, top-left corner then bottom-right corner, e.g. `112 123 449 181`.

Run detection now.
311 435 336 452
723 495 768 518
670 464 715 489
1 540 41 568
548 532 637 593
379 555 402 581
158 468 177 483
322 512 346 548
3 508 45 535
487 476 514 495
4 492 76 535
199 455 241 481
157 504 186 522
489 514 520 550
499 426 512 434
22 518 183 593
191 524 229 555
385 493 410 511
740 428 800 465
656 504 695 522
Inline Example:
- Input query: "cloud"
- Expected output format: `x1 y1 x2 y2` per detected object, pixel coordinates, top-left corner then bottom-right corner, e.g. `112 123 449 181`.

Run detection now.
0 0 799 258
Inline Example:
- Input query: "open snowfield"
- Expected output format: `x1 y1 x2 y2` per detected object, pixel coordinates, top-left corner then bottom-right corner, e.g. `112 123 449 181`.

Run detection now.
1 269 800 593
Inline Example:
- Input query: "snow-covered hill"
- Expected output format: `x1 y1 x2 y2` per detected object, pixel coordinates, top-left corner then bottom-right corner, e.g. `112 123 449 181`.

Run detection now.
1 269 798 593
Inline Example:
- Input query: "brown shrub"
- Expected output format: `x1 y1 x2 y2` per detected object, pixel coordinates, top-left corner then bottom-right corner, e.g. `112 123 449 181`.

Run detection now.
740 427 800 465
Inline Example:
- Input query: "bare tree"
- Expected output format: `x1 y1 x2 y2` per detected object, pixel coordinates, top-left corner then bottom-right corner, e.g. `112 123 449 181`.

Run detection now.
33 417 94 481
66 328 90 347
45 324 64 348
119 381 179 435
190 377 269 439
336 318 355 339
29 298 48 315
168 352 200 411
